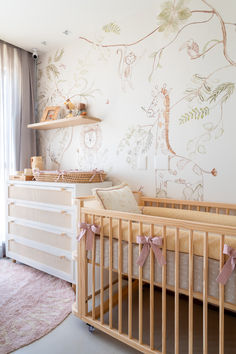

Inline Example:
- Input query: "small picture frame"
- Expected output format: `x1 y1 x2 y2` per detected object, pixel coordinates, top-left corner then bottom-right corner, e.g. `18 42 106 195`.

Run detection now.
40 106 60 122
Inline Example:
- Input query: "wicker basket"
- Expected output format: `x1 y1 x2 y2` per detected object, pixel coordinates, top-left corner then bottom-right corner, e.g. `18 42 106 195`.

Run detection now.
33 169 106 183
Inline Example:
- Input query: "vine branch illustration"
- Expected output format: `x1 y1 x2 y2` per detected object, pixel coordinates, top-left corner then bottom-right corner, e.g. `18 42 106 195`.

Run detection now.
79 1 236 74
79 25 161 48
201 0 236 66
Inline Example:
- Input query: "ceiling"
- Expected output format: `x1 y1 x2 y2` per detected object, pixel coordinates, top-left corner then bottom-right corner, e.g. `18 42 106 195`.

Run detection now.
0 0 154 54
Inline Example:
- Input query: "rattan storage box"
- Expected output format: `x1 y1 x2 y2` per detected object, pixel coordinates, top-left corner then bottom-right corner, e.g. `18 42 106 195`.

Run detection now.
33 169 106 183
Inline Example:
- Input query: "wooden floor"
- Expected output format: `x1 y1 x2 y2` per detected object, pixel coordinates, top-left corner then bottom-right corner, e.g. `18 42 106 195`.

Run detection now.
99 285 236 354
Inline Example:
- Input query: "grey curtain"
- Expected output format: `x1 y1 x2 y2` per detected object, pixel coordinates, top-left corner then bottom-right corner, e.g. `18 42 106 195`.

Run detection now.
0 41 36 256
0 41 36 170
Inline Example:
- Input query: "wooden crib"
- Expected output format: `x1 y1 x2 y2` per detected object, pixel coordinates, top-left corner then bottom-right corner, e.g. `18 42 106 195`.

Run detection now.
72 195 236 354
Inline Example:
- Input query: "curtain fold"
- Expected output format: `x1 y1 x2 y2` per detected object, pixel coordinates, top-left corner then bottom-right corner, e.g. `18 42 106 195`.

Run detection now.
0 40 36 254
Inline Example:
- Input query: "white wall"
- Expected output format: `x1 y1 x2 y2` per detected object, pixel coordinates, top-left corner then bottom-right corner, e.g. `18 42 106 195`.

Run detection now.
38 0 236 203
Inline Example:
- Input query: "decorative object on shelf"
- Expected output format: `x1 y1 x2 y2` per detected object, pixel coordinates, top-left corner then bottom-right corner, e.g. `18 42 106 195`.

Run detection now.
31 156 44 170
33 169 106 183
27 116 101 130
64 99 75 118
64 100 87 118
40 106 60 122
78 103 87 117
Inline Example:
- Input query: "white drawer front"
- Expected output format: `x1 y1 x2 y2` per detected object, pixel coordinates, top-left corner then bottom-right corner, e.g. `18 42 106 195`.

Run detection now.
9 204 72 229
9 222 71 251
8 239 72 275
8 185 72 206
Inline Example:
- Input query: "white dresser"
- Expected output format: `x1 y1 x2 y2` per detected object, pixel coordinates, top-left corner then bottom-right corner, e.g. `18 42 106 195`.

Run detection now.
7 180 111 283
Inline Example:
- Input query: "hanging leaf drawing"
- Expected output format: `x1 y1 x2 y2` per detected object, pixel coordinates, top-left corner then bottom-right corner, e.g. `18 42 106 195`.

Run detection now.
102 22 120 35
179 106 209 125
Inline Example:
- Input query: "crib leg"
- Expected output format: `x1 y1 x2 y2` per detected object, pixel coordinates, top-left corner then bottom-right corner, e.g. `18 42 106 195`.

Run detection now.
86 323 95 333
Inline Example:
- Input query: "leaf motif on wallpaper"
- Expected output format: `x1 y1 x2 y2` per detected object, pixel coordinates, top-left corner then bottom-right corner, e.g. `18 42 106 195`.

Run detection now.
102 22 120 35
46 64 60 80
202 39 221 59
117 126 153 168
207 82 235 104
54 49 64 62
157 0 192 34
215 127 224 139
185 75 235 106
197 145 206 154
179 106 209 125
203 122 214 131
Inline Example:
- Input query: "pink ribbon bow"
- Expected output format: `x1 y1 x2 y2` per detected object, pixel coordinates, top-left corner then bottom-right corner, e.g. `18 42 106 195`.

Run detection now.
136 236 166 267
77 223 100 251
56 170 65 181
89 169 104 182
216 244 236 285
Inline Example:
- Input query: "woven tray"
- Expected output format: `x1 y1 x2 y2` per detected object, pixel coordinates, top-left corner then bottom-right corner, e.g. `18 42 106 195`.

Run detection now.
33 170 106 183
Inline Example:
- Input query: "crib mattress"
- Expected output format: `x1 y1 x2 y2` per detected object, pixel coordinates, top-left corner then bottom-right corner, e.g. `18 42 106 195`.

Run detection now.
87 207 236 261
88 236 236 306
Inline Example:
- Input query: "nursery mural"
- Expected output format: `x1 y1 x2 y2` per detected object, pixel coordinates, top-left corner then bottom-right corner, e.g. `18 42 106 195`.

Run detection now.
38 0 236 202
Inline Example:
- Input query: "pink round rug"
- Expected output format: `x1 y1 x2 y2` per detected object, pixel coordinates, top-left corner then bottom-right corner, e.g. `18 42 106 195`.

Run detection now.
0 259 75 354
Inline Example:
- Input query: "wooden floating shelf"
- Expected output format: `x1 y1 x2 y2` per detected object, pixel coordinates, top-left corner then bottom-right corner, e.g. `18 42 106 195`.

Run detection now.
27 116 101 130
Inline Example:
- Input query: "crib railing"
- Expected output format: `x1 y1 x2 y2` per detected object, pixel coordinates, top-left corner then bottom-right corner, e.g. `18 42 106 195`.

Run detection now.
141 197 236 215
74 199 236 354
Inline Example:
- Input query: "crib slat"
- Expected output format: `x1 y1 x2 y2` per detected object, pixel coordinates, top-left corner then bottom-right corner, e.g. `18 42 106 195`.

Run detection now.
128 220 132 339
162 225 167 354
150 224 154 350
175 228 179 354
189 230 193 354
109 217 113 328
84 214 88 316
100 217 104 324
203 232 208 354
219 235 225 354
118 219 122 334
92 215 96 320
139 222 143 344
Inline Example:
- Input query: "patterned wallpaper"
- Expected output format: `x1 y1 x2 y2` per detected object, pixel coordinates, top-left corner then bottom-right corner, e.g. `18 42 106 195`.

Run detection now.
37 0 236 203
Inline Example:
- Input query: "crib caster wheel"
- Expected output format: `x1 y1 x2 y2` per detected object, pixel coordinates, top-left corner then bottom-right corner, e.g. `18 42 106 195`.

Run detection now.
87 324 95 333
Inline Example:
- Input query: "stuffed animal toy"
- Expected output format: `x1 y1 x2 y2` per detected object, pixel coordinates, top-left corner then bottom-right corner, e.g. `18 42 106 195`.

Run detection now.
78 103 87 116
64 99 76 118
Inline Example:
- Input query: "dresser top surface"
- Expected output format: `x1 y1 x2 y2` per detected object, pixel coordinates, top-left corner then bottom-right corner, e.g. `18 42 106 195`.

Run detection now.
8 180 112 191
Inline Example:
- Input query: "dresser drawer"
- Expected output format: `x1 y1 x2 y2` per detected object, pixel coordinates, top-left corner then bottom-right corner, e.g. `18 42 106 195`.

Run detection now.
8 184 72 206
8 239 72 275
9 222 71 251
9 203 72 229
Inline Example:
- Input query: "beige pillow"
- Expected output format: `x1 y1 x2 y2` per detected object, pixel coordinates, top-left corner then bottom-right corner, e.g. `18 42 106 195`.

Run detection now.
92 183 141 214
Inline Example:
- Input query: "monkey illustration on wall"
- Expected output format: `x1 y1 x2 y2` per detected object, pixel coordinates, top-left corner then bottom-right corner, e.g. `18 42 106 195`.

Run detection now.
117 47 137 91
